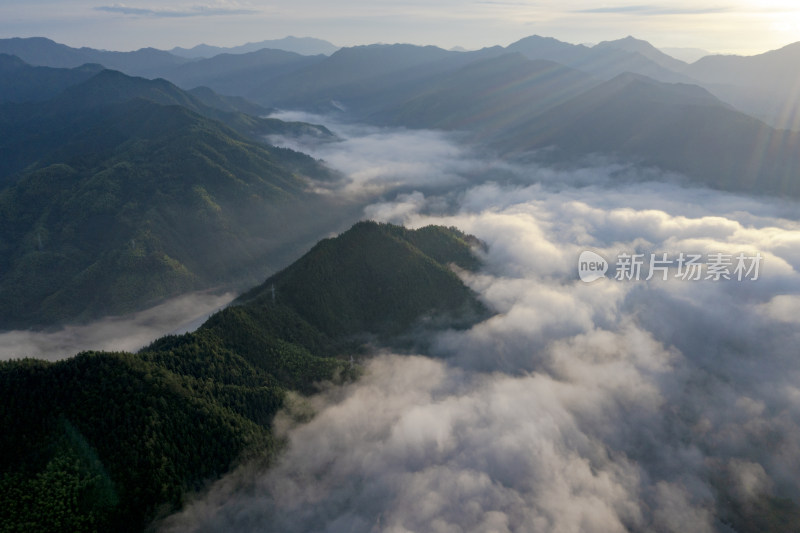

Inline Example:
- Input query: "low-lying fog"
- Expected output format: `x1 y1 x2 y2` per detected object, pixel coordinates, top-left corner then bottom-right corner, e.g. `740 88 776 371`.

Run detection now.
0 291 235 361
155 114 800 532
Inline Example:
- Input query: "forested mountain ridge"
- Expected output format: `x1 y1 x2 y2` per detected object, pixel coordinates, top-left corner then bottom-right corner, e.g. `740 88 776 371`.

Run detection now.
238 221 488 339
0 222 487 532
0 67 339 329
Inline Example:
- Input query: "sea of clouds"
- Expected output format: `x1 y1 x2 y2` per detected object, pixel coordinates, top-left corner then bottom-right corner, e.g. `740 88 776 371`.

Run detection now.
157 115 800 532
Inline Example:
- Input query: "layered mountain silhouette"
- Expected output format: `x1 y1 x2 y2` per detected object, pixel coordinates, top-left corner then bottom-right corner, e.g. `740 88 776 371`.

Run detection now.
169 36 339 58
160 48 326 100
0 221 486 532
0 37 189 77
493 73 800 196
0 54 103 103
507 35 694 83
593 35 689 73
685 42 800 131
371 53 598 137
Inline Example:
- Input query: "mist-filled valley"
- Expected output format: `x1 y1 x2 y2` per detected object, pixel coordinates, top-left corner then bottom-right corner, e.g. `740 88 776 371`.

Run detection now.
2 28 800 533
159 113 800 533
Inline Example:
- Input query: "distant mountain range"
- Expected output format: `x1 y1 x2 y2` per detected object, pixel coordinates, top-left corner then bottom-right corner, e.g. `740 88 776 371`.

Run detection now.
685 42 800 131
5 33 799 134
507 34 693 83
493 73 800 196
3 33 800 326
159 48 326 99
169 36 339 58
0 37 189 77
370 53 598 136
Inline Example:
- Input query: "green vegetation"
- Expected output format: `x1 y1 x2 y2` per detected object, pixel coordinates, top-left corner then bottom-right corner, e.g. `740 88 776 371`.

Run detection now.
239 221 488 339
0 68 339 329
0 221 487 532
0 353 277 533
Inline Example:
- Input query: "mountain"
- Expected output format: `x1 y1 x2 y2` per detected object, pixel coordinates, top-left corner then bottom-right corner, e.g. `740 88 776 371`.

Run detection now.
155 48 325 98
686 42 800 87
185 85 270 117
372 53 598 138
153 43 500 114
244 43 513 115
169 36 339 58
493 73 800 197
505 35 693 83
684 41 800 130
0 37 190 77
0 37 105 68
0 69 341 328
0 68 332 181
0 54 103 103
593 36 688 73
237 221 487 339
660 46 711 63
252 43 458 112
0 221 486 531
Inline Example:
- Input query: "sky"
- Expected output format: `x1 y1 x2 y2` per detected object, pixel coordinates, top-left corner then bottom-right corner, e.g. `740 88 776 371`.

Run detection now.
1 0 799 56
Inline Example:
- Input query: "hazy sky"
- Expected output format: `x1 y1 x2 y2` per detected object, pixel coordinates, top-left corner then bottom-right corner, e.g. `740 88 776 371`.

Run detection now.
1 0 798 55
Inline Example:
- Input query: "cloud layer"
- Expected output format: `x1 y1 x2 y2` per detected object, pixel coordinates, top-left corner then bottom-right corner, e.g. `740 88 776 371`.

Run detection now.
160 119 800 532
0 291 234 361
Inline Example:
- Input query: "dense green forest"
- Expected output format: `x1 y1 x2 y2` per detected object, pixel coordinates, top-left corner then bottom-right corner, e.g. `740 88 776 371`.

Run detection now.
0 62 341 329
0 221 487 532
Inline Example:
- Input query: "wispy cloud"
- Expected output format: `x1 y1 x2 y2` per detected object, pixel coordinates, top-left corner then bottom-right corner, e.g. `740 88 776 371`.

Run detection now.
94 3 258 18
576 4 731 15
0 291 235 361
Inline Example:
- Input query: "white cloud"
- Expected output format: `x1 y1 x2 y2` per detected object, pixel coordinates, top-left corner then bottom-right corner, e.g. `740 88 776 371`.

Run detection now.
159 119 800 532
0 291 234 361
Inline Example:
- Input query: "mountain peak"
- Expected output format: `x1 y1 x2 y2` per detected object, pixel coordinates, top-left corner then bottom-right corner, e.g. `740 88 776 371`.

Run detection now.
507 34 579 50
238 221 487 338
595 35 655 50
593 35 688 70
